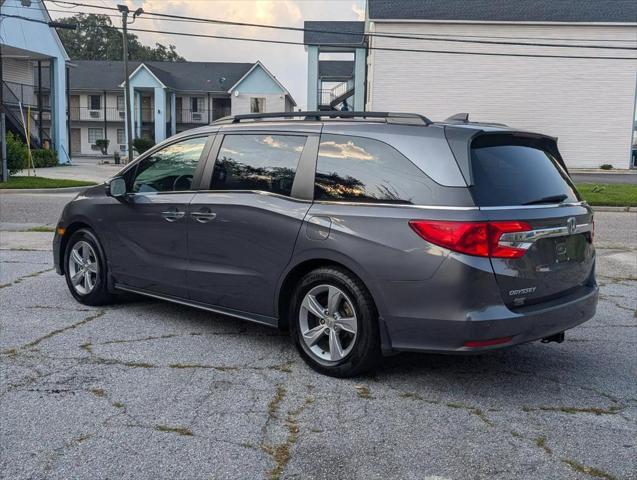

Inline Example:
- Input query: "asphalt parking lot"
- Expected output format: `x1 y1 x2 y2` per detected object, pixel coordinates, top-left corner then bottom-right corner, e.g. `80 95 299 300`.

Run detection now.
0 200 635 479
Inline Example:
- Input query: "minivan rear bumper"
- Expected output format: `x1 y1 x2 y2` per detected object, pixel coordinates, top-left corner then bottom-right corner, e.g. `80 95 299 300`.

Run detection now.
384 284 598 354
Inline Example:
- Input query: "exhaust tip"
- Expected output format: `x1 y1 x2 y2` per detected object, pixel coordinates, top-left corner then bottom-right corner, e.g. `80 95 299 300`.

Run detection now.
541 332 565 344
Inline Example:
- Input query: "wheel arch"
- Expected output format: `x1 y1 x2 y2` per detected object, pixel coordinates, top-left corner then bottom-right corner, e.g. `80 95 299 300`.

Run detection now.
275 252 393 353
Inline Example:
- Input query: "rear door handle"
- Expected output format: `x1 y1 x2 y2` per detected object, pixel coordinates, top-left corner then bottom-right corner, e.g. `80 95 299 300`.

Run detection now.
161 208 185 222
190 208 216 223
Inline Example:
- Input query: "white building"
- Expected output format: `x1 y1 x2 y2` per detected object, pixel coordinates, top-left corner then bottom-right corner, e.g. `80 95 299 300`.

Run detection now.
364 0 637 169
55 60 295 157
1 0 70 163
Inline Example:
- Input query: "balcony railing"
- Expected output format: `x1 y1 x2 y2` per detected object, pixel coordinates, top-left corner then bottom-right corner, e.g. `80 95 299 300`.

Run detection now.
2 81 50 110
69 106 156 122
176 108 209 124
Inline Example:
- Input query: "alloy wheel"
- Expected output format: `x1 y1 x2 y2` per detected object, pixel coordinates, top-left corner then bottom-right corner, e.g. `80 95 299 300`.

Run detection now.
299 284 358 362
68 240 99 295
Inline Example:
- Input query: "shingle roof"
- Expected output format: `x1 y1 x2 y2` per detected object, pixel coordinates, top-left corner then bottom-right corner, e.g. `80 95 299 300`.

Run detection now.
367 0 637 23
303 21 366 46
319 61 354 78
67 60 255 92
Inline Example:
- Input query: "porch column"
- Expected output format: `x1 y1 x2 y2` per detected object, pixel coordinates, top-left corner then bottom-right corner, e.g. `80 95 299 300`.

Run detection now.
307 46 319 111
154 87 166 142
170 91 176 136
50 57 70 163
353 47 366 111
135 91 142 138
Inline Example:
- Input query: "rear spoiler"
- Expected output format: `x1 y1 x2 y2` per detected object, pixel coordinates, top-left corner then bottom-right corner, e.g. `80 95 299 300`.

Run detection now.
444 127 568 186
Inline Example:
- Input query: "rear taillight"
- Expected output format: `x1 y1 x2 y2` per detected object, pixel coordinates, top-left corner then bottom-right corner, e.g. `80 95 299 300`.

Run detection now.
409 220 532 258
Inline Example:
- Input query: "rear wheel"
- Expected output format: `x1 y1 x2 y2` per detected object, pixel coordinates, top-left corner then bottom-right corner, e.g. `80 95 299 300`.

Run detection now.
64 229 113 306
290 267 381 377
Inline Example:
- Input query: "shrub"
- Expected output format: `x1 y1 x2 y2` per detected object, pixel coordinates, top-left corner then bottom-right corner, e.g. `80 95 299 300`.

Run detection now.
31 149 58 168
6 132 28 174
133 137 155 155
600 164 613 170
95 139 109 155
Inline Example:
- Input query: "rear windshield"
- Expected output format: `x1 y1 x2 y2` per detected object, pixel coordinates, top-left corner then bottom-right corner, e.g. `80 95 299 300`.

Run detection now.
470 143 579 207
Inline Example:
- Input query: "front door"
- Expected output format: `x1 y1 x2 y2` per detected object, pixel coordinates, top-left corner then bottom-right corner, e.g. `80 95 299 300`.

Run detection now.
69 95 80 121
107 135 211 298
70 128 81 154
187 132 313 318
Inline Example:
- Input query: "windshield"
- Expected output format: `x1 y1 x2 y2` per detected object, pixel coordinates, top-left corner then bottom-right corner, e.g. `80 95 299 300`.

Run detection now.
469 143 579 207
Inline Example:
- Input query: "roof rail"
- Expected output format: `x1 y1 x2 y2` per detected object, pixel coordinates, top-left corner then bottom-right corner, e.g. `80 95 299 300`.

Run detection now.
212 111 432 126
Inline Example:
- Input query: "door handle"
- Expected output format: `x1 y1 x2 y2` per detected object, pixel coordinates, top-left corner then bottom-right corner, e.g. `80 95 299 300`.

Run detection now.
190 209 216 223
161 208 185 222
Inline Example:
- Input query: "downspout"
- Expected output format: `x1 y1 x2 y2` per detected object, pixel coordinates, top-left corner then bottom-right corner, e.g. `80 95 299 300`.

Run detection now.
66 64 71 161
37 61 43 145
103 90 107 152
207 92 211 124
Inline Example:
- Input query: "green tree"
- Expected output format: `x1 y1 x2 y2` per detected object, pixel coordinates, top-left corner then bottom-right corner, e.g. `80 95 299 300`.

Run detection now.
55 14 185 62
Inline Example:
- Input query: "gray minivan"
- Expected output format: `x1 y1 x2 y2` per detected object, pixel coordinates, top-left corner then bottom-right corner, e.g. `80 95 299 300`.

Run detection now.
53 111 597 377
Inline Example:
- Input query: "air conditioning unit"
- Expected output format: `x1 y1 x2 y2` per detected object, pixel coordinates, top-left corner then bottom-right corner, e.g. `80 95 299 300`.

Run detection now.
119 144 126 151
119 111 125 118
192 113 202 121
90 144 100 151
89 110 100 118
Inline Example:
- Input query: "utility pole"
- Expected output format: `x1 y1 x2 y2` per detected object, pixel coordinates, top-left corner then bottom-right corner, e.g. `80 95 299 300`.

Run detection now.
117 5 143 164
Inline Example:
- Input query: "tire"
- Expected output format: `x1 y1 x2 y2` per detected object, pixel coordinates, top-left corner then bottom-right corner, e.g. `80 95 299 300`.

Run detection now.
64 228 113 306
289 267 381 377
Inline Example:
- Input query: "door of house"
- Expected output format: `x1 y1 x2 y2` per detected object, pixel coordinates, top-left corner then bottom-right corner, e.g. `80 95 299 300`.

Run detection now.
70 95 80 121
141 96 152 122
70 128 81 154
176 97 182 124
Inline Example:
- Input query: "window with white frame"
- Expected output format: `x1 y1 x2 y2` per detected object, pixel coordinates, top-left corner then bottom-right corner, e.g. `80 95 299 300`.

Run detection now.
250 97 266 113
117 129 125 144
117 96 125 111
89 95 101 110
191 97 204 113
88 128 103 144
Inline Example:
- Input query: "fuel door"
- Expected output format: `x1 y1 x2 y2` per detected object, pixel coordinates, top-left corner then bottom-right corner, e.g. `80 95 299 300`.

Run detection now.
306 216 332 240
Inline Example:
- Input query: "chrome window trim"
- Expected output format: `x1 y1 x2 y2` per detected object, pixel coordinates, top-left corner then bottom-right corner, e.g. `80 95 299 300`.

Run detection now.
193 189 313 204
313 200 478 210
499 223 593 250
479 201 588 211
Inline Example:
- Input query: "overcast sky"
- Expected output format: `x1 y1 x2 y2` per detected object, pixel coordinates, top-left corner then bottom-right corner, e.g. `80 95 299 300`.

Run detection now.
49 0 366 109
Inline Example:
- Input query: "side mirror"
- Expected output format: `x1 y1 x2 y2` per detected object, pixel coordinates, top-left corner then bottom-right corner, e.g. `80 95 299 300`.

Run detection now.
107 177 127 198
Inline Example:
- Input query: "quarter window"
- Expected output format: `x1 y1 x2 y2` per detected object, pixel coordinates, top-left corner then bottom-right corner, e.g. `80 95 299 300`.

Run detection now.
314 134 433 204
210 134 306 196
132 137 207 193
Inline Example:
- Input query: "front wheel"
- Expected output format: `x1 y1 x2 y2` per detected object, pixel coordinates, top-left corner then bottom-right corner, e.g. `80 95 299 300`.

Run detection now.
64 229 113 306
290 267 381 377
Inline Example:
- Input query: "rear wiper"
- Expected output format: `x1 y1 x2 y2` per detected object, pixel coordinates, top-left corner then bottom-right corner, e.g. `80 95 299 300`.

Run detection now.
523 194 568 205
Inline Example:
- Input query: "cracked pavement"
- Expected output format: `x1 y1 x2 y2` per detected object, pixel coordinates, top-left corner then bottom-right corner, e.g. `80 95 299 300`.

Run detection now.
0 209 635 480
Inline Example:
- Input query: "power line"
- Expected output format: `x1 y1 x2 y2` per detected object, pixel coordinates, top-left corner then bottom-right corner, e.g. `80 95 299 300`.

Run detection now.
3 12 636 61
38 5 637 43
43 0 637 51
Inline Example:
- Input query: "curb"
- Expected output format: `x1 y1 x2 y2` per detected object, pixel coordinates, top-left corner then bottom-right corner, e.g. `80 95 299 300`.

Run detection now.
592 206 634 212
571 169 637 175
0 185 95 194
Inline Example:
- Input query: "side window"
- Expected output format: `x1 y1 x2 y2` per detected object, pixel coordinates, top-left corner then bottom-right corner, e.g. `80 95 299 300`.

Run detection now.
132 137 207 193
210 134 306 196
314 134 432 204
